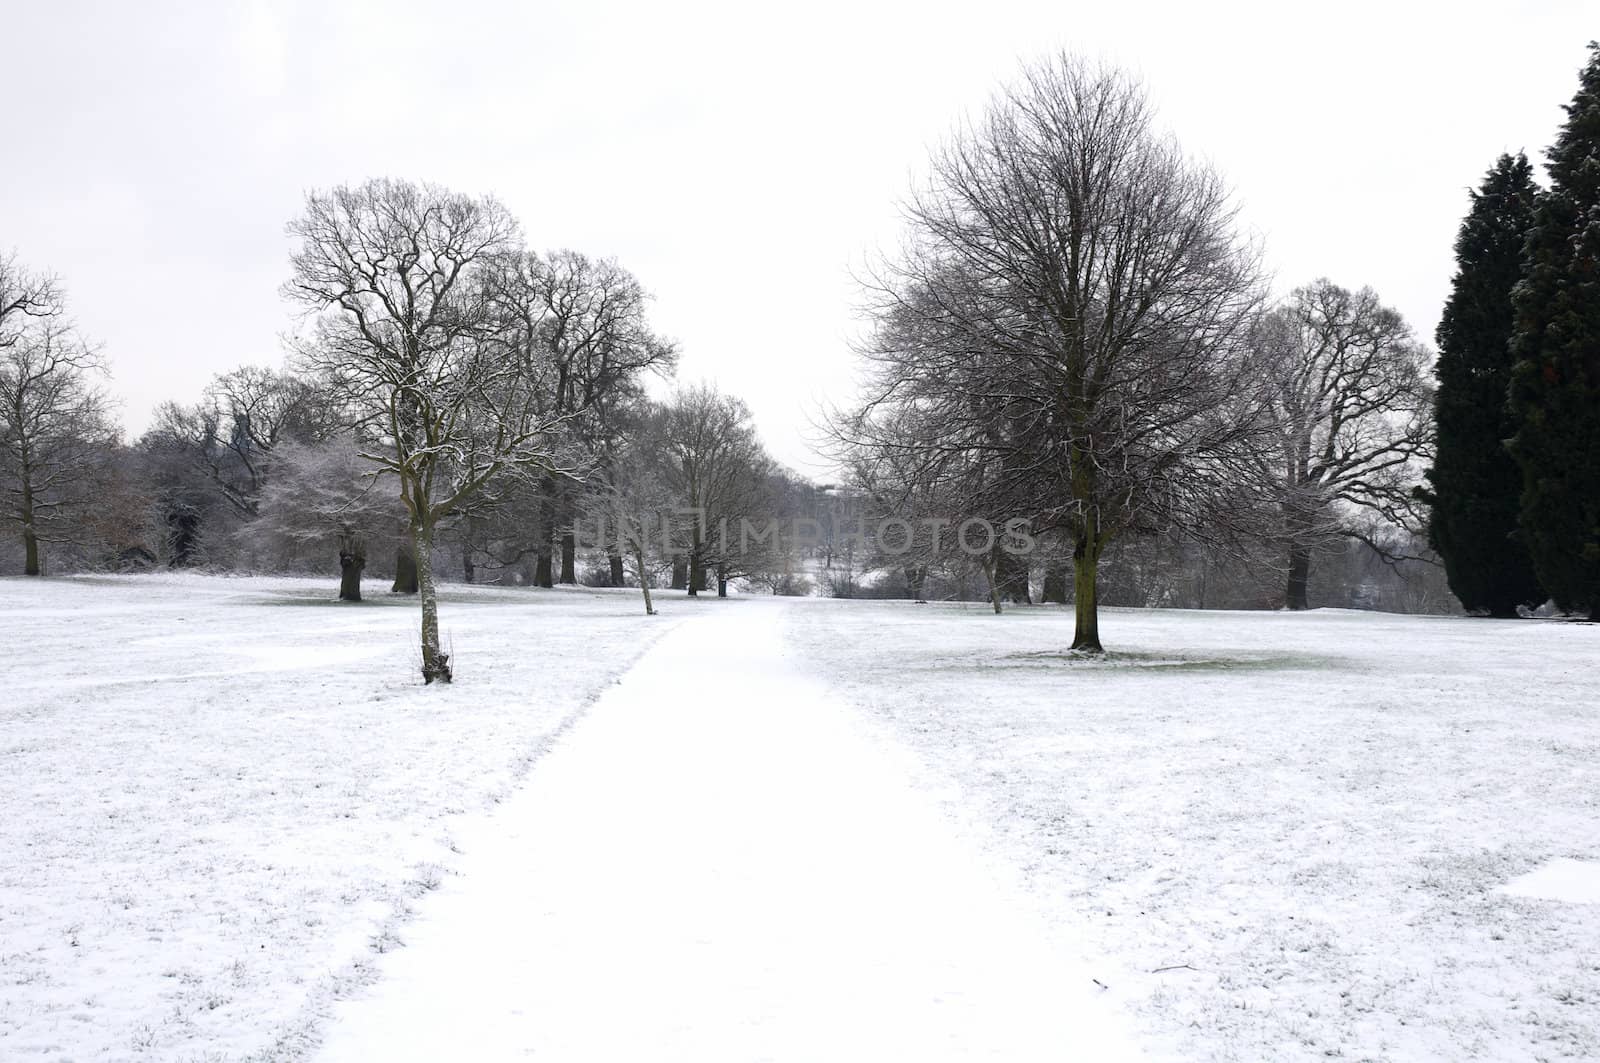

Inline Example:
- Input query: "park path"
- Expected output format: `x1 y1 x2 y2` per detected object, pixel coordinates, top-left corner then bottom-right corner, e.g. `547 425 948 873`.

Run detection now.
314 599 1140 1061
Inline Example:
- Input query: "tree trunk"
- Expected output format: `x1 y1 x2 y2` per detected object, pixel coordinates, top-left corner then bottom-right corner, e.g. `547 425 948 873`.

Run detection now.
414 521 451 683
559 532 576 584
608 552 625 587
461 515 479 584
393 545 419 594
670 556 687 590
20 479 40 576
1072 536 1103 653
981 557 1003 614
535 546 553 589
634 547 655 615
1286 546 1311 611
338 531 365 602
22 525 40 577
1042 565 1068 604
687 551 703 598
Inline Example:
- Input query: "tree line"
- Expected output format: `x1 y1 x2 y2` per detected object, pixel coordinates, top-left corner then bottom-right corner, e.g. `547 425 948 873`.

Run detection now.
0 181 816 680
4 47 1595 669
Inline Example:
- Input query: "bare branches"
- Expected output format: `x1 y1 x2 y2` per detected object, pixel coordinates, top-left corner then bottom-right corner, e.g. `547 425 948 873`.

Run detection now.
838 53 1265 649
0 258 117 574
1257 278 1435 607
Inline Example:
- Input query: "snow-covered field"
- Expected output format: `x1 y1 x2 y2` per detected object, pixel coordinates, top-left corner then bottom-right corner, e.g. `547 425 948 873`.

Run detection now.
788 600 1600 1061
0 575 685 1061
5 578 1597 1061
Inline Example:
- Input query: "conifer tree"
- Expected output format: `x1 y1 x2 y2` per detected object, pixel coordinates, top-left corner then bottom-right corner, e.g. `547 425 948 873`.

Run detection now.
1509 43 1600 617
1422 154 1544 616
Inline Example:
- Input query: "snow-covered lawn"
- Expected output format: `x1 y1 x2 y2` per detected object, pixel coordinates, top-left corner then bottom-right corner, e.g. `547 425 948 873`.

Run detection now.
788 601 1600 1062
0 574 683 1061
7 579 1597 1061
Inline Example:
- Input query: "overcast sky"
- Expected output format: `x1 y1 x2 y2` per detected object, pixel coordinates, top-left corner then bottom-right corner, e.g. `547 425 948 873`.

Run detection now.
2 0 1592 473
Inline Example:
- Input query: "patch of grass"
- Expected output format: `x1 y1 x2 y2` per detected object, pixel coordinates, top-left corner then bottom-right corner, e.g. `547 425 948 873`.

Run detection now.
992 649 1347 672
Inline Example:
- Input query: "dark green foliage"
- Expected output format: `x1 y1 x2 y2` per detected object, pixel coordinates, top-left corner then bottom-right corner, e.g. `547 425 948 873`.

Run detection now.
1423 153 1544 615
1509 43 1600 617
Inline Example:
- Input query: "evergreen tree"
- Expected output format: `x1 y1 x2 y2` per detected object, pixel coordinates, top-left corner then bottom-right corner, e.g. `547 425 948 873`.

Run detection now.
1509 43 1600 618
1422 154 1544 616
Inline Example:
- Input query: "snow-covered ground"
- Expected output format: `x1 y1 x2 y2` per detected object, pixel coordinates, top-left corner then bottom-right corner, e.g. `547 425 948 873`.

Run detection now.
0 574 686 1061
5 579 1597 1061
787 600 1600 1061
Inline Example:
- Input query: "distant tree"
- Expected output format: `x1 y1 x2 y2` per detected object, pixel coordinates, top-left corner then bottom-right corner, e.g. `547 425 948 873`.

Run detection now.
1258 280 1433 610
654 384 774 598
480 248 676 586
0 255 118 575
1509 43 1600 618
285 179 569 683
582 429 679 615
1420 154 1545 616
252 437 402 601
842 54 1267 651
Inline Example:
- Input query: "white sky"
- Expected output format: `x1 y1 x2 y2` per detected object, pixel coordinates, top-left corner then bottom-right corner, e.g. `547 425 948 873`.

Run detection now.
2 0 1592 474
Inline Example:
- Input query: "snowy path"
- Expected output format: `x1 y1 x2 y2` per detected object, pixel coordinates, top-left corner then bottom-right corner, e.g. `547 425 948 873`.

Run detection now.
313 600 1139 1061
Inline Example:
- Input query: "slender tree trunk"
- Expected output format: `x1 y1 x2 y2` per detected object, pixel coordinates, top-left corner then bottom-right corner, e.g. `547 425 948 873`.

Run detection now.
559 532 576 584
1286 546 1311 611
460 515 479 584
1072 535 1103 653
634 547 655 615
608 552 625 587
902 563 927 602
670 556 687 590
981 557 1003 614
414 520 450 683
535 546 553 589
1042 564 1068 604
687 548 703 598
393 546 419 594
338 530 365 602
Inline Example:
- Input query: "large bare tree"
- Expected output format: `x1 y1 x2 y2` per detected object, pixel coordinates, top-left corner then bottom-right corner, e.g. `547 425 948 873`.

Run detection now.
1257 279 1433 609
285 179 570 683
0 255 117 575
842 55 1267 652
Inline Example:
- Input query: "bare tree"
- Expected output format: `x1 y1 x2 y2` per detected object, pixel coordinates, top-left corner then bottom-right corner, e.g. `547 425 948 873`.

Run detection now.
841 54 1267 652
0 257 118 575
143 364 337 525
582 428 679 615
655 384 775 598
1256 279 1433 609
251 436 403 602
480 248 676 585
284 179 571 683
